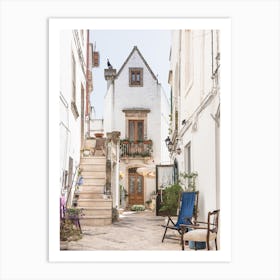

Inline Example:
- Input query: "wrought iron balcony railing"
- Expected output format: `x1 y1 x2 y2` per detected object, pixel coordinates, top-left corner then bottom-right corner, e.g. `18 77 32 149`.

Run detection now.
120 139 153 158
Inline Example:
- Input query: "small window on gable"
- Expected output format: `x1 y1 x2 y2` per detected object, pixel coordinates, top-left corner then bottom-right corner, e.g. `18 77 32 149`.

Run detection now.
129 68 143 86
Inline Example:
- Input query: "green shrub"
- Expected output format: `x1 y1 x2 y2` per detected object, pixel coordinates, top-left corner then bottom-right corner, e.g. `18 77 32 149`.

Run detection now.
131 204 145 211
159 183 183 216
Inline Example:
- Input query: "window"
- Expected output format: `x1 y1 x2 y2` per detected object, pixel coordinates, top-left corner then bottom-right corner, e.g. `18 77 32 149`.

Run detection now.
128 120 144 142
185 142 191 174
129 68 143 86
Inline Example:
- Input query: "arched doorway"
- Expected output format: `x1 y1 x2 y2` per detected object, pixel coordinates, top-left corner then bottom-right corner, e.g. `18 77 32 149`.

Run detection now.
128 167 144 205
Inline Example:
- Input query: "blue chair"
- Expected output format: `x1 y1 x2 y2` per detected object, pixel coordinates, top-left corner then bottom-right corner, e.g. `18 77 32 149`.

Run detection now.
161 191 199 243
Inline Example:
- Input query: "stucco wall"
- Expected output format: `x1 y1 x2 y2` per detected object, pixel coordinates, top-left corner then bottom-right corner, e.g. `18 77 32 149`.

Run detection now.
60 30 88 190
169 30 220 221
104 47 170 206
104 48 168 163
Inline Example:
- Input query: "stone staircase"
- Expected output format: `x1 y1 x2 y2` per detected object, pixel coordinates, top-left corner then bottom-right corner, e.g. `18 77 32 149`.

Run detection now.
77 139 112 226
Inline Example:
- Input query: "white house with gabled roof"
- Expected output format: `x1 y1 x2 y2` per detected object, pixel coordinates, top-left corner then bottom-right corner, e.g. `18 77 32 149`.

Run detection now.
104 46 170 209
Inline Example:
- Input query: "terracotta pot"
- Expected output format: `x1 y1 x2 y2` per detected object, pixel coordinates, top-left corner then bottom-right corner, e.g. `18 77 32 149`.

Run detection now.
95 133 104 138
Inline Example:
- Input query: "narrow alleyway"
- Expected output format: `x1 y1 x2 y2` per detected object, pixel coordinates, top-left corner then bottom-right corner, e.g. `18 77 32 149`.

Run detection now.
67 210 191 250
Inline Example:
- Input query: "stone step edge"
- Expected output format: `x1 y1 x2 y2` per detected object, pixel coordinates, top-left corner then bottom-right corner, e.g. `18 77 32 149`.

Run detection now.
80 156 106 159
77 206 112 210
80 216 112 219
78 198 112 202
78 184 104 187
77 191 105 193
80 163 106 165
81 177 106 180
80 159 106 162
80 163 106 166
82 181 106 184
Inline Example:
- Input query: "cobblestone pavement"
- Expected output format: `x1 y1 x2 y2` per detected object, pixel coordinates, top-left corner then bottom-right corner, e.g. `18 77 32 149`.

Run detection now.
66 210 191 250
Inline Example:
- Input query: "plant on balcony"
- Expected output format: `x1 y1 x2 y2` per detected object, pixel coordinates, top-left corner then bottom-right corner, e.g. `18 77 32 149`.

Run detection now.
143 139 152 144
141 151 151 157
120 138 130 144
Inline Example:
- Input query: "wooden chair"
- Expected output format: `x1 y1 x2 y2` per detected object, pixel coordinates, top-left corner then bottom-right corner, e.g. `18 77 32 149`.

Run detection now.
161 191 199 243
181 209 220 250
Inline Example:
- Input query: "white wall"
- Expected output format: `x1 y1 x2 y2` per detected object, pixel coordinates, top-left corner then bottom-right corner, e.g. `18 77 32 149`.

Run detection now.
60 30 88 194
104 47 170 205
112 49 162 162
169 30 220 220
159 84 171 164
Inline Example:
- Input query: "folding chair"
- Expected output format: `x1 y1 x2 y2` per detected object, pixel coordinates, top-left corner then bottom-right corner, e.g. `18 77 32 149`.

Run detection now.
161 191 199 243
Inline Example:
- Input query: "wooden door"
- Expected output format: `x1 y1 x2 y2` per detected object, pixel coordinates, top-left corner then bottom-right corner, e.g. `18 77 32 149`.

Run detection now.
128 168 144 205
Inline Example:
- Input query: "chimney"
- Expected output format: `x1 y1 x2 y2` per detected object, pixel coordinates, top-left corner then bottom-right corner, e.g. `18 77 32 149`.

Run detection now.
104 68 116 89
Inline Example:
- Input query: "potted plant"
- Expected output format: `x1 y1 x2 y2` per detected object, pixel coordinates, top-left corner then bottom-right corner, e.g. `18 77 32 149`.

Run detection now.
60 208 84 250
94 132 104 138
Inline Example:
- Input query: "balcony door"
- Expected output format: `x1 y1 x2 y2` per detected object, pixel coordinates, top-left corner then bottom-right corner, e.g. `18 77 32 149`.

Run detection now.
129 120 144 142
128 167 144 205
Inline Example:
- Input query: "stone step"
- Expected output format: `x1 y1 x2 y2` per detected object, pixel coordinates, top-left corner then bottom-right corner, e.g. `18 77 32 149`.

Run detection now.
78 185 104 192
80 157 106 165
77 198 112 208
79 207 111 216
78 192 104 199
80 216 112 226
80 164 106 172
82 178 106 185
84 139 97 147
80 193 104 199
81 165 105 173
81 171 106 179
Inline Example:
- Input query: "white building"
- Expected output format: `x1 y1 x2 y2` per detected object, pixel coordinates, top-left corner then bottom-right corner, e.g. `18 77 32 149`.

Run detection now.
103 46 170 209
168 30 220 221
59 30 93 205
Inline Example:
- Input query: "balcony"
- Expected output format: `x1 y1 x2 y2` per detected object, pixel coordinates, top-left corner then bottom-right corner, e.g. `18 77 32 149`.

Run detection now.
120 139 153 158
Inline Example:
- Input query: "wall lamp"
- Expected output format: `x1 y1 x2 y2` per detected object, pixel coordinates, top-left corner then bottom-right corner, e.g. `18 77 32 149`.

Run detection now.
165 136 182 155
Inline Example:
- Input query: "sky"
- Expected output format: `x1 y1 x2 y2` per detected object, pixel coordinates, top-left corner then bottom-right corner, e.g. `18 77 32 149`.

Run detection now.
89 30 171 119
